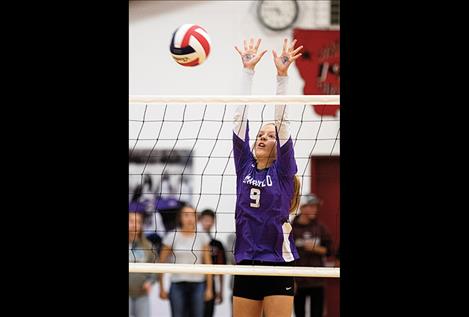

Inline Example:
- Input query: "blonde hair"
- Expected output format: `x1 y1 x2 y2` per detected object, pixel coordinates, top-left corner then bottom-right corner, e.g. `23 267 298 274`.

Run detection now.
289 175 301 213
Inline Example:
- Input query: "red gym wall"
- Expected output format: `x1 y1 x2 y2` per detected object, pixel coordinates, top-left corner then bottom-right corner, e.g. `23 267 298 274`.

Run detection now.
310 156 340 317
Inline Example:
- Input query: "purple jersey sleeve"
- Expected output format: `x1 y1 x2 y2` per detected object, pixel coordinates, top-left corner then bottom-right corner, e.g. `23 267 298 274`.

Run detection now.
275 126 297 177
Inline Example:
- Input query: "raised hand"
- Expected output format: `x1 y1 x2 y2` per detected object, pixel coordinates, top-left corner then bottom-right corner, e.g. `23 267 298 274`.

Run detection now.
273 38 303 76
235 38 268 70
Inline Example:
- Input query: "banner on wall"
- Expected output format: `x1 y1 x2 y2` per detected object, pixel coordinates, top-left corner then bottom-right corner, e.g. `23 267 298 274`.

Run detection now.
293 29 340 117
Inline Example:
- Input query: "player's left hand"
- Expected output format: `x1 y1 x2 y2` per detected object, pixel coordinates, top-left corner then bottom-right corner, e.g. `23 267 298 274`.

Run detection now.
273 38 303 76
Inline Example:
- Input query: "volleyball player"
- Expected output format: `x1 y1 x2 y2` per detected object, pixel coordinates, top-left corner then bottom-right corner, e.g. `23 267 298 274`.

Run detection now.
232 38 303 317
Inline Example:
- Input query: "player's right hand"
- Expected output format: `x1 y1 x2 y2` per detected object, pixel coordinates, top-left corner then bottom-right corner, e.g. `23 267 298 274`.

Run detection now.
235 38 267 70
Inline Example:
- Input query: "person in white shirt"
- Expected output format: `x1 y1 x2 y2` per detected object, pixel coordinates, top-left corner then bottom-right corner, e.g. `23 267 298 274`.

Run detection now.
158 204 213 317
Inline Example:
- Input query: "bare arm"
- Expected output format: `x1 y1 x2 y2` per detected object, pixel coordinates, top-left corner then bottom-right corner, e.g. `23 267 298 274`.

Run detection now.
142 244 158 294
215 274 224 304
203 243 213 301
303 242 328 255
158 244 172 300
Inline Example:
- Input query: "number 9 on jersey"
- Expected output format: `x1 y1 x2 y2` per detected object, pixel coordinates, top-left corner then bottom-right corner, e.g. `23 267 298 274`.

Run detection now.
250 188 261 208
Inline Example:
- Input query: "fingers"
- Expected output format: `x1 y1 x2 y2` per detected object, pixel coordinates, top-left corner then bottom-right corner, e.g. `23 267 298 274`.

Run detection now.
292 45 303 55
239 39 299 62
282 38 288 53
291 53 302 61
252 49 268 63
254 38 261 50
240 38 263 52
289 39 297 52
259 49 267 59
272 50 278 59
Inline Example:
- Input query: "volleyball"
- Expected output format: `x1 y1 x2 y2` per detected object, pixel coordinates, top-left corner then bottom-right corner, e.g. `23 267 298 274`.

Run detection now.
170 24 211 67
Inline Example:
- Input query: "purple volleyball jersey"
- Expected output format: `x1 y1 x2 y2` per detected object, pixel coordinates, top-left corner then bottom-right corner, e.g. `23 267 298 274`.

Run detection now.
233 121 299 263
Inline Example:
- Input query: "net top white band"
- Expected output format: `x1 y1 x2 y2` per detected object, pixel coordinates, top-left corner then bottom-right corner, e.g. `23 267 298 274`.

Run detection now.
129 95 340 105
129 263 340 278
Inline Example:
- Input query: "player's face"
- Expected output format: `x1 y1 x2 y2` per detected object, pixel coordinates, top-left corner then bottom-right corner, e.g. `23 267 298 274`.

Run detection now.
255 124 277 160
200 215 214 231
301 204 319 220
180 206 197 230
129 212 143 239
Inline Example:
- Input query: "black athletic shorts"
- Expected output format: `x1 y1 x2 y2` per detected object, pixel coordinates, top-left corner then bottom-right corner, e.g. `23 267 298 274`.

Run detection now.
233 260 295 300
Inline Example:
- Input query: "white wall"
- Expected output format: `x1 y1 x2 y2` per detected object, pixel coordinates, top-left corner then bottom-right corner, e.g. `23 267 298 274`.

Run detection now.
129 2 338 316
129 0 334 95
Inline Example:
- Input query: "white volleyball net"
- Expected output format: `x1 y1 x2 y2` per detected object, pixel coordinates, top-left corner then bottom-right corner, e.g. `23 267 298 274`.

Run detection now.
129 95 340 278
